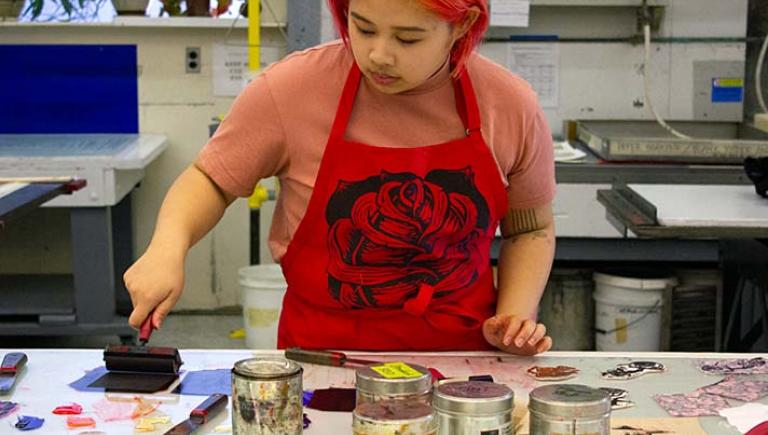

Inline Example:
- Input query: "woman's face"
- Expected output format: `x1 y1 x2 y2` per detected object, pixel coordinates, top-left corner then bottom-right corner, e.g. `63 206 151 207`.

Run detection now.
347 0 459 94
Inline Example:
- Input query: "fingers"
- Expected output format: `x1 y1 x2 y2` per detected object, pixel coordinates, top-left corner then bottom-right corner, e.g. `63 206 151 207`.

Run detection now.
501 317 523 347
511 319 537 348
128 302 153 330
484 314 552 356
535 336 553 354
152 290 181 329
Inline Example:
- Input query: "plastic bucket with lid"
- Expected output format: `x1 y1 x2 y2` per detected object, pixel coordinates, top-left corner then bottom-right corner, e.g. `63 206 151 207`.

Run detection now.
238 264 287 349
593 269 677 351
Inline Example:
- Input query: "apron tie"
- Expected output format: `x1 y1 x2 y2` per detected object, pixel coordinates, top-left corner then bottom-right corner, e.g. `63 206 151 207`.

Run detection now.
403 283 435 317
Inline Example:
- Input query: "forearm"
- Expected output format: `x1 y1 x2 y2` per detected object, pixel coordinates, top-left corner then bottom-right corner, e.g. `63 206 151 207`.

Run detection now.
148 163 235 258
496 223 555 319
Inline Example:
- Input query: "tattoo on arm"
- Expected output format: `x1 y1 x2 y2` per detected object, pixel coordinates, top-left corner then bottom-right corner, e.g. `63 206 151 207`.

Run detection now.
507 208 538 234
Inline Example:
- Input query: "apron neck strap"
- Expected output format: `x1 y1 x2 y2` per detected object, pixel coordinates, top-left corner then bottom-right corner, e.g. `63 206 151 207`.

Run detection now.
330 62 482 142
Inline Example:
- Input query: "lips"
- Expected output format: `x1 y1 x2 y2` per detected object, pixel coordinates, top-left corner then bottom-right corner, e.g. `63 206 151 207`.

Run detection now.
370 71 398 86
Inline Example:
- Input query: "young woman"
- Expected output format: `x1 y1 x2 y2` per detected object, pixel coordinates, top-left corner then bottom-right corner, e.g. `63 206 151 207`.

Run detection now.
124 0 556 355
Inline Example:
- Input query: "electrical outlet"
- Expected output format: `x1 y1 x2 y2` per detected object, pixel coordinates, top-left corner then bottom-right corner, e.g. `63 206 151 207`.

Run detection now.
186 47 201 73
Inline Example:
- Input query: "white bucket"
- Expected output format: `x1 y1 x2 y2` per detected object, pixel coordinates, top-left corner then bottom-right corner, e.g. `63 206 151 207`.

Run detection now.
238 264 287 349
593 270 677 351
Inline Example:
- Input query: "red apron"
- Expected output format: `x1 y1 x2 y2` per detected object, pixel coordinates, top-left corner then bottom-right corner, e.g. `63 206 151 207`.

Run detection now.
278 63 508 350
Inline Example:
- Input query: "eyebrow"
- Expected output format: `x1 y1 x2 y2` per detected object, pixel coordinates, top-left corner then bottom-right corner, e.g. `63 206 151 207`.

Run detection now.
349 11 427 32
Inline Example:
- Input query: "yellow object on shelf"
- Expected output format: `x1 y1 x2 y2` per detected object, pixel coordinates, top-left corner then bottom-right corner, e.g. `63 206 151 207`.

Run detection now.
229 328 246 339
248 184 269 209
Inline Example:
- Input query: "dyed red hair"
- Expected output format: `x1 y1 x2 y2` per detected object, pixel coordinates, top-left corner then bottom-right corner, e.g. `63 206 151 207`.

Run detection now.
327 0 489 76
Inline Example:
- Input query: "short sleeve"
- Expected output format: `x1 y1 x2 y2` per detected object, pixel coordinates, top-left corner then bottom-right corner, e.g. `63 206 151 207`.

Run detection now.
197 73 288 198
505 107 556 209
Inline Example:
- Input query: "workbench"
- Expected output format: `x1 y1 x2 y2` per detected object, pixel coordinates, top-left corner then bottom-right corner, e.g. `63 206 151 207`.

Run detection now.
0 134 167 342
2 349 766 434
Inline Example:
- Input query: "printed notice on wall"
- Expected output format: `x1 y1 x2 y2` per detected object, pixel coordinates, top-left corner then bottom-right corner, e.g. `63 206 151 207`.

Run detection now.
506 43 560 108
213 44 250 97
490 0 530 27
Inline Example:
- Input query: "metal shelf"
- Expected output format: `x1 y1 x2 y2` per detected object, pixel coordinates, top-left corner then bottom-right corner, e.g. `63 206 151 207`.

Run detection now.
531 0 667 6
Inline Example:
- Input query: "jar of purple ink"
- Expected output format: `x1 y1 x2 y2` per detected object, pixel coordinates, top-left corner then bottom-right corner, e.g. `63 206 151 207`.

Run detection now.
433 381 514 435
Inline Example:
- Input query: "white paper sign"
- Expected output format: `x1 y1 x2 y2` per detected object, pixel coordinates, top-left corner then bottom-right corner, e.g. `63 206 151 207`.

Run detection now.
506 43 560 108
212 44 251 97
490 0 530 27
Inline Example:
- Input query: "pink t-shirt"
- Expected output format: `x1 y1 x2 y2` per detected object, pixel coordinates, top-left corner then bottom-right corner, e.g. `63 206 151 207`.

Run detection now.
199 41 555 261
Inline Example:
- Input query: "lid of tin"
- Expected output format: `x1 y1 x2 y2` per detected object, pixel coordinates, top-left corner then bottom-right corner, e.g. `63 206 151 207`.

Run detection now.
529 384 611 419
433 381 514 414
232 357 302 380
353 400 435 430
356 363 432 396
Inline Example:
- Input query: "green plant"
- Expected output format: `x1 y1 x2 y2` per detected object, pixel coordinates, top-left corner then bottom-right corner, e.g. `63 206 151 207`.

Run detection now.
23 0 107 20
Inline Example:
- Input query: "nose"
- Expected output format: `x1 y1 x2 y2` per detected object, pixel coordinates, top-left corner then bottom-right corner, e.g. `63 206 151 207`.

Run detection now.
368 38 395 68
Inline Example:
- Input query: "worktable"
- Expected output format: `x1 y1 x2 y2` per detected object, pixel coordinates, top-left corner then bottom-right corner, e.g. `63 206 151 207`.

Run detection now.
2 349 766 434
0 134 167 341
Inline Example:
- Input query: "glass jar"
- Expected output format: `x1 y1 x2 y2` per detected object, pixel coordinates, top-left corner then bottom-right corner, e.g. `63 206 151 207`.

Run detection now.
353 399 437 435
433 381 514 435
355 363 432 406
529 384 611 435
231 357 303 435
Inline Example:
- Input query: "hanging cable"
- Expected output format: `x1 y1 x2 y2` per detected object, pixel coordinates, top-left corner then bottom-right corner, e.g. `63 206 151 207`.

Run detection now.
756 32 768 114
642 22 691 139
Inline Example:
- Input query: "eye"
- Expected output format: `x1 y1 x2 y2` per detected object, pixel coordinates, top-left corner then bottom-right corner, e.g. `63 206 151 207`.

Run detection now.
397 37 421 45
354 24 375 36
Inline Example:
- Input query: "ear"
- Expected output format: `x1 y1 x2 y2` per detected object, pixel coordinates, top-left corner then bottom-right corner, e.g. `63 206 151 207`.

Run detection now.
453 7 480 42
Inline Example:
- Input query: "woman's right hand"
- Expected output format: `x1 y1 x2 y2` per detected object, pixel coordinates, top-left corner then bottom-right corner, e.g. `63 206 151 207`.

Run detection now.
123 245 185 331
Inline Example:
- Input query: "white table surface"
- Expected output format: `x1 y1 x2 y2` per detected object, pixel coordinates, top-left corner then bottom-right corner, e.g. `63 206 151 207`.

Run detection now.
629 184 768 228
1 349 766 434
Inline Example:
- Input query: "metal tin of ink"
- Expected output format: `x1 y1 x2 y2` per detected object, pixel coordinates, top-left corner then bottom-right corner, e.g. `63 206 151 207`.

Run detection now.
433 381 514 435
529 384 611 435
356 363 433 405
353 399 437 435
232 357 303 435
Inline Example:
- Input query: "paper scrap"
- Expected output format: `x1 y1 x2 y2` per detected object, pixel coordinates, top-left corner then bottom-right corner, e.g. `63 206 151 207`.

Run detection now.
66 416 96 428
701 376 768 402
720 403 768 434
654 391 731 417
15 415 44 431
214 424 233 433
506 43 560 108
93 397 156 422
135 416 170 432
490 0 530 27
52 403 82 415
698 357 768 375
69 367 108 392
174 369 231 396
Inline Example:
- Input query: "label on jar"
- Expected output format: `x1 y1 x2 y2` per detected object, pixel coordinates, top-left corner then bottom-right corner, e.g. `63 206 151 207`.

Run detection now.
371 362 423 379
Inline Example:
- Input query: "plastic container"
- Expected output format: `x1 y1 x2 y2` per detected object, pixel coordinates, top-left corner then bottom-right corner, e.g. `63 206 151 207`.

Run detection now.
529 384 610 435
231 357 303 434
238 264 287 349
353 399 437 435
433 381 514 435
593 269 677 351
356 363 432 406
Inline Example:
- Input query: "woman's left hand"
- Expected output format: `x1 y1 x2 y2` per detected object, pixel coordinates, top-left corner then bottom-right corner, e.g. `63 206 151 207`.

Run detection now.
482 314 552 355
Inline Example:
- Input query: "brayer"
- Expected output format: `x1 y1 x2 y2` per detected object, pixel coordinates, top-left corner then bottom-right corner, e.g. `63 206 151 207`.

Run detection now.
92 312 183 392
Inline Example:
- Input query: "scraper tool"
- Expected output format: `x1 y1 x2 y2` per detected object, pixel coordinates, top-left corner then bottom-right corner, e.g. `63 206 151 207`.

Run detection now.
0 352 27 394
164 393 228 435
